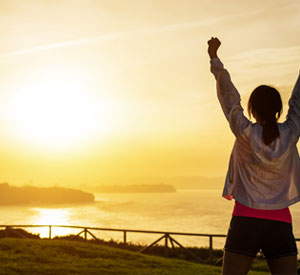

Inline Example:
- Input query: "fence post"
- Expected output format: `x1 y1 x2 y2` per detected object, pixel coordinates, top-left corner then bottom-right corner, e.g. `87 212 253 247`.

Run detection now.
209 235 213 263
165 234 169 257
49 226 52 240
123 230 127 244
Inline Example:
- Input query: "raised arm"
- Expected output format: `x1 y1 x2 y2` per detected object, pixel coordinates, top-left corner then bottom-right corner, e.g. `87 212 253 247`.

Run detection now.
285 72 300 137
208 37 251 137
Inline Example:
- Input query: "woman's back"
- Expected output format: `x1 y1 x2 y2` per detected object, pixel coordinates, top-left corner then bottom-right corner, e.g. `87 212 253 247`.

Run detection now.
230 122 300 209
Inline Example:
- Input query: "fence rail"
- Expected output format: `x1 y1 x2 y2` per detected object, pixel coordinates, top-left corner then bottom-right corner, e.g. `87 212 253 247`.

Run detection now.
1 224 300 264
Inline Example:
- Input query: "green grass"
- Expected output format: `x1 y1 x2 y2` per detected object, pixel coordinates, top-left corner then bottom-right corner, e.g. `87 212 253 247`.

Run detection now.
0 238 270 275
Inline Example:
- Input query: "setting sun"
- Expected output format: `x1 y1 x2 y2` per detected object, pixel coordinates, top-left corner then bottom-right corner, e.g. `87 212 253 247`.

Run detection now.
2 65 113 150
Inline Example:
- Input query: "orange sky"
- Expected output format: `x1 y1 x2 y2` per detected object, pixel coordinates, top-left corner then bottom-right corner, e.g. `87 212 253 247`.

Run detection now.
0 0 299 188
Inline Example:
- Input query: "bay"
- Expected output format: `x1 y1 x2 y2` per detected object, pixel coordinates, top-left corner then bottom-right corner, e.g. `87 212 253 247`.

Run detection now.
1 189 300 251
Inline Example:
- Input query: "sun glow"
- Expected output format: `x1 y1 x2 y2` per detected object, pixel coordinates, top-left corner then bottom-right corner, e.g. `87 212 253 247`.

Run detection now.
3 66 113 151
31 208 74 238
34 208 70 225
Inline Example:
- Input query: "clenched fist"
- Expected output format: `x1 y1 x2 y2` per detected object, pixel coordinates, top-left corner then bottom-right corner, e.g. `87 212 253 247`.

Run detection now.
208 37 221 59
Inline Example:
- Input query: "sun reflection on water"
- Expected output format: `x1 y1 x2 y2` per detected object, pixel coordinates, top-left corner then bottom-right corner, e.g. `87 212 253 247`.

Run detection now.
30 208 76 238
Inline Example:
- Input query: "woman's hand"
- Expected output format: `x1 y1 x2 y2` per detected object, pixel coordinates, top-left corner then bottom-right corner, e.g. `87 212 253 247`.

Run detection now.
208 37 221 59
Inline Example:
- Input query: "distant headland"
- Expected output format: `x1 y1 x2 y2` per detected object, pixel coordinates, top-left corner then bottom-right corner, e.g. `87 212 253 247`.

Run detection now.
0 183 94 205
92 184 176 193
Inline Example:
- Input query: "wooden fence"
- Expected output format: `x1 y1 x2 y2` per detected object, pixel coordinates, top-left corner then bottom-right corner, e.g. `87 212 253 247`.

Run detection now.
1 225 300 264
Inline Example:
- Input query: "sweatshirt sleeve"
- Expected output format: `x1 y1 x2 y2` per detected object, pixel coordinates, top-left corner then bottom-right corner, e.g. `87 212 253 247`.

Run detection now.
285 72 300 137
210 58 251 137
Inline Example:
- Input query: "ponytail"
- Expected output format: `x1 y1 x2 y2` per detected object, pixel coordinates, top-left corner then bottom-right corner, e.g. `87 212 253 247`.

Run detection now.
262 119 280 145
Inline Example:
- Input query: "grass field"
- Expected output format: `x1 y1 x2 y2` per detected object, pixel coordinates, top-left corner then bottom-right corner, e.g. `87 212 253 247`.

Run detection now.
0 238 272 275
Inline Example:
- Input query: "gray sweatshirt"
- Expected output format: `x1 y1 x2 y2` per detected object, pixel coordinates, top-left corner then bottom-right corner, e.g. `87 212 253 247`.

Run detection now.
210 57 300 210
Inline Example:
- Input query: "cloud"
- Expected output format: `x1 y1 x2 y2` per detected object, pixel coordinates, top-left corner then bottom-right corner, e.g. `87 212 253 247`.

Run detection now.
0 18 225 58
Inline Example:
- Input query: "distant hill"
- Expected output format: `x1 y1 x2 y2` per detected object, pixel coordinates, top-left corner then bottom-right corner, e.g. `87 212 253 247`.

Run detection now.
0 183 94 205
84 176 224 193
167 176 224 190
92 184 176 193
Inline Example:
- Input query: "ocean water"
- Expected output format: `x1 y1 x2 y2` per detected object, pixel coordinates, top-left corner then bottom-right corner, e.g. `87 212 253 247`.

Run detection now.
1 189 300 250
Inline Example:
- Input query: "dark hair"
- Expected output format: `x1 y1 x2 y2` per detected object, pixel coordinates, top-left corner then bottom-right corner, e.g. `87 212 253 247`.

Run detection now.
247 85 282 145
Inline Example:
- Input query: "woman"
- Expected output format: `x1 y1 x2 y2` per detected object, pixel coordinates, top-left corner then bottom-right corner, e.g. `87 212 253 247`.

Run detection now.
208 37 300 275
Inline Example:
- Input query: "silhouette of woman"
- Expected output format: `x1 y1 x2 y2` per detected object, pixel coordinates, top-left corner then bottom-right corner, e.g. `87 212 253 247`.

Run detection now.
208 37 300 275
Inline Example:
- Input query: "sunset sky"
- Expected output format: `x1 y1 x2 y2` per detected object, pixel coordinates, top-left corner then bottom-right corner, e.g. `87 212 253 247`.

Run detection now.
0 0 299 188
